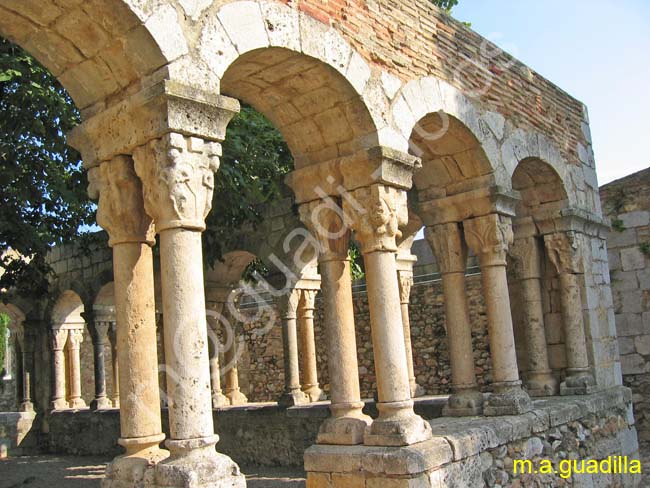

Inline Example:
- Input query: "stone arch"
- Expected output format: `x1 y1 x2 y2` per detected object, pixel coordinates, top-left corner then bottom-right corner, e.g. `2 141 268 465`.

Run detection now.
208 1 393 167
92 282 115 319
51 290 85 330
512 157 570 222
0 0 178 111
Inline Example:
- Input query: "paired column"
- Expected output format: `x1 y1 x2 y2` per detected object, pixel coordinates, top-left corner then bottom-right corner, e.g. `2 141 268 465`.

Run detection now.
66 329 86 409
90 319 113 410
107 323 120 409
133 132 244 486
509 236 558 397
298 289 326 402
278 290 309 407
89 155 168 486
299 199 371 444
17 329 35 412
544 232 595 395
344 184 431 446
426 223 483 416
206 298 229 408
464 214 532 415
50 329 69 410
396 255 425 398
222 309 248 407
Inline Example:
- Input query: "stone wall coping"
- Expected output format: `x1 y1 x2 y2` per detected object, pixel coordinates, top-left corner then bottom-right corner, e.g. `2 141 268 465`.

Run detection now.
305 386 632 475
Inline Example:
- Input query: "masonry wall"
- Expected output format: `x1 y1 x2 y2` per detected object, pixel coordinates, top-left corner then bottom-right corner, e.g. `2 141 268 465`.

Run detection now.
600 167 650 445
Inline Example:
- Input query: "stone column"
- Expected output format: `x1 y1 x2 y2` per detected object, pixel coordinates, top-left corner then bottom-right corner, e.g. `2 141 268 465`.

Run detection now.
17 330 34 412
66 328 86 409
544 232 595 395
298 289 326 402
509 236 558 397
426 223 484 416
88 155 168 487
90 319 113 410
107 323 120 409
133 133 244 486
222 316 248 407
344 184 431 446
206 297 229 408
396 255 425 398
464 214 532 416
299 200 371 445
50 328 69 410
278 289 309 407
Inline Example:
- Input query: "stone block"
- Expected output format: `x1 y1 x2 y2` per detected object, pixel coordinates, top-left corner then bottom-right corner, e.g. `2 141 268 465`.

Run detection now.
619 337 636 355
620 354 648 375
608 228 637 248
616 313 645 337
620 211 650 228
638 269 650 290
634 335 650 355
622 291 644 314
621 248 646 271
611 270 639 291
607 249 621 271
219 1 269 54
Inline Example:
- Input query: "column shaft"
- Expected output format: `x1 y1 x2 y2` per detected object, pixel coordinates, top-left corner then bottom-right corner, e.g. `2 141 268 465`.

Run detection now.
223 337 247 406
90 322 112 410
108 324 120 409
50 329 68 410
208 325 228 408
298 290 325 402
19 333 34 412
66 329 86 409
279 290 308 407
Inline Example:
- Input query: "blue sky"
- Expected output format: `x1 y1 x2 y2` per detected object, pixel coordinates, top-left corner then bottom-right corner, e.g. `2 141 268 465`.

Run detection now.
452 0 650 185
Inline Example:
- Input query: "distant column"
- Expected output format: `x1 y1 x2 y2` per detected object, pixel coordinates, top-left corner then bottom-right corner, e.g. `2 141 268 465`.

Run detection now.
50 328 69 410
90 319 112 410
66 328 86 409
298 289 326 402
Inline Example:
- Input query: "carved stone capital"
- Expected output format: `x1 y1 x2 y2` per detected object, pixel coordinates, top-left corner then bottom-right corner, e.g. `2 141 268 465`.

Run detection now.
51 329 69 351
425 223 468 274
133 132 222 232
343 185 408 254
464 214 514 267
91 321 112 346
88 156 155 246
299 289 317 314
278 289 301 320
299 199 350 262
509 236 542 280
397 271 414 304
66 329 85 350
544 232 583 275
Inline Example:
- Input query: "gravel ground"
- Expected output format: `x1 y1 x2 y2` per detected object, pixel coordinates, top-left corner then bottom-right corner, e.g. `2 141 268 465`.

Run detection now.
0 456 306 488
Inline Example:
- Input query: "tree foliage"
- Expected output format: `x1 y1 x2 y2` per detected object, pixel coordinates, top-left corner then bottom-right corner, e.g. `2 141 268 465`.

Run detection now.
431 0 459 13
0 37 93 297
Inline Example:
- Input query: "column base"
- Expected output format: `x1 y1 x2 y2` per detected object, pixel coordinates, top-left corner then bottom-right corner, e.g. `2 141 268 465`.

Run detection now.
113 398 121 409
410 382 426 398
50 398 69 411
484 383 532 416
91 397 113 410
20 401 34 413
303 385 327 403
155 435 245 488
364 400 432 447
278 389 309 408
103 435 169 488
226 390 248 406
212 393 230 408
317 403 372 445
525 371 559 397
560 372 597 396
442 388 484 417
69 398 87 409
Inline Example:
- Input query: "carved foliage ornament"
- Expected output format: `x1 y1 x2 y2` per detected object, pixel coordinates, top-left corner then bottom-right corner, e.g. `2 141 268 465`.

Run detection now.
278 289 301 320
133 133 221 232
299 199 350 262
88 155 155 246
50 329 68 351
343 185 408 254
508 236 542 280
464 214 514 267
425 222 468 274
397 272 414 304
544 231 583 275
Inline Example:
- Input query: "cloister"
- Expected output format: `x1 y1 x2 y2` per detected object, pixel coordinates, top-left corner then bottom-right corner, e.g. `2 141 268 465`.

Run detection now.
0 1 638 487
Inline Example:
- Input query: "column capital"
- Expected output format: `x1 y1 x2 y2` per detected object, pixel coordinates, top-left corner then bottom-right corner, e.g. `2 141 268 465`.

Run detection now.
299 199 350 262
133 132 221 233
299 289 317 313
88 155 155 247
425 222 468 275
464 214 514 267
397 272 414 305
277 289 301 320
544 231 583 275
509 236 542 280
67 329 85 349
50 328 69 351
91 320 112 345
343 184 408 254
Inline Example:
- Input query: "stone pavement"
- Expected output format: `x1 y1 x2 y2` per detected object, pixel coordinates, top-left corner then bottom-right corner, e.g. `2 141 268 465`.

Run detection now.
0 456 306 488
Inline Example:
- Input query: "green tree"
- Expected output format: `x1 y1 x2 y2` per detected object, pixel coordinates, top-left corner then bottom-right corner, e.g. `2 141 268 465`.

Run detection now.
0 37 93 298
432 0 459 13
